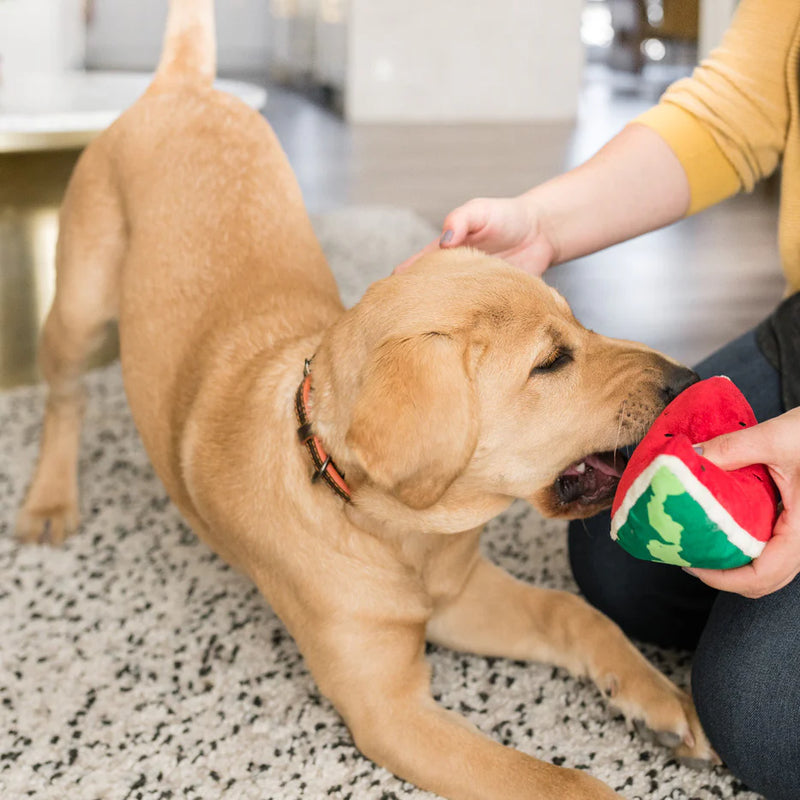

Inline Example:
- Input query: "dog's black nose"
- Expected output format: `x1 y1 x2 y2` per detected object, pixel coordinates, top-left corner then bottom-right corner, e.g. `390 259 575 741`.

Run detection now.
661 365 700 405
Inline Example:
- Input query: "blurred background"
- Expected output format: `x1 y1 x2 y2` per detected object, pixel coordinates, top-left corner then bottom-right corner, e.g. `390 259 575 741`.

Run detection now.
0 0 782 388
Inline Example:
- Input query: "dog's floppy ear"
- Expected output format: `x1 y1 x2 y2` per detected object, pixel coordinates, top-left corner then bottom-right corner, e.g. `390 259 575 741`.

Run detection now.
346 334 478 510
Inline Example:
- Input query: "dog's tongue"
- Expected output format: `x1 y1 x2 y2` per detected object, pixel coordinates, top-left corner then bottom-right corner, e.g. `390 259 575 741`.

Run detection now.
556 451 626 506
562 452 624 478
586 452 625 477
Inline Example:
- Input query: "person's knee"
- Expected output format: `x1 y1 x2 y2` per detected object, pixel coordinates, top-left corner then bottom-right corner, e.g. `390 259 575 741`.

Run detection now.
568 520 710 649
692 644 742 763
568 521 661 643
693 636 799 800
567 521 631 622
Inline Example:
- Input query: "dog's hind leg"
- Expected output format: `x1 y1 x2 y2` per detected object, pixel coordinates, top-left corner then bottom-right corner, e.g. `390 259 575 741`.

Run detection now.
17 143 125 544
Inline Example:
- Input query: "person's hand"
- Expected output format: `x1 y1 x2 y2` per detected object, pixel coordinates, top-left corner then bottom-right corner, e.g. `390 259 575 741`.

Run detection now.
395 196 557 276
685 407 800 598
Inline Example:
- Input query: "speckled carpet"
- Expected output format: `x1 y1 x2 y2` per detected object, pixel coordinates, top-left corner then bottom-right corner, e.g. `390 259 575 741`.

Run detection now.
0 208 762 799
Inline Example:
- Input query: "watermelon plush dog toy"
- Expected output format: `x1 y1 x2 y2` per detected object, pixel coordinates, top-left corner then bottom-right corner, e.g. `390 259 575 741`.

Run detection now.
610 376 779 569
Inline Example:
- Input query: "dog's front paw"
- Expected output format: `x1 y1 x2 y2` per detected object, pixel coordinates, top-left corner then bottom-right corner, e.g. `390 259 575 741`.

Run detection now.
16 498 80 545
602 669 718 767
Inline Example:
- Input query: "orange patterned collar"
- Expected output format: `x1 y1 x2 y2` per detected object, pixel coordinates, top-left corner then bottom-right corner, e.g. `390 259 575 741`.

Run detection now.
295 359 351 502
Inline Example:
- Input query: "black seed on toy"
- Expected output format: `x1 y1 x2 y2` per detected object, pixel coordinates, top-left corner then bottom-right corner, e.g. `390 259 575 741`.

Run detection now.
739 421 746 426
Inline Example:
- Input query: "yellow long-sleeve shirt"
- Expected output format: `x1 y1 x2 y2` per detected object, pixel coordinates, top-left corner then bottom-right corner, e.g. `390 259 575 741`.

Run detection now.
635 0 800 291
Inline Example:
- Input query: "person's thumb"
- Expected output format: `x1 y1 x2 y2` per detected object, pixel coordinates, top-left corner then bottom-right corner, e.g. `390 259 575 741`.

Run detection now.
695 424 772 472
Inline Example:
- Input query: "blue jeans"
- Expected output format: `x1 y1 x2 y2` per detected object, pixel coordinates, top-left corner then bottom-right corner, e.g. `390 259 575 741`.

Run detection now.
567 329 799 800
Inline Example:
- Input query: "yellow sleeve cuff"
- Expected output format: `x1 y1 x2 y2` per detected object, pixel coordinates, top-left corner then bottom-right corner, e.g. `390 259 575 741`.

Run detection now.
634 103 742 216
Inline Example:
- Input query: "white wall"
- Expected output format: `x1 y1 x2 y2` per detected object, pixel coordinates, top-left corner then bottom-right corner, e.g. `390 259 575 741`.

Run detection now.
0 0 85 78
86 0 272 73
698 0 738 60
346 0 585 123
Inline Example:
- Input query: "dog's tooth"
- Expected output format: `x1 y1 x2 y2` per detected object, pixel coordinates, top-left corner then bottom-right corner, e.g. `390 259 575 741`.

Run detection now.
575 462 587 474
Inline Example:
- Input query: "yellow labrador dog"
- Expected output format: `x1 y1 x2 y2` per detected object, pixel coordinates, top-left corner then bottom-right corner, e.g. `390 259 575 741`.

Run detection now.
18 1 714 797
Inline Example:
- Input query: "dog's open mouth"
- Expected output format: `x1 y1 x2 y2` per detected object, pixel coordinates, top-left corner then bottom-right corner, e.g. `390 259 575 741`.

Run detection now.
555 451 628 506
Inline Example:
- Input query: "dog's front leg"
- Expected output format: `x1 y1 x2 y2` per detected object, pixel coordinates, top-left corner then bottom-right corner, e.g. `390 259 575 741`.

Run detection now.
427 557 715 766
300 619 621 800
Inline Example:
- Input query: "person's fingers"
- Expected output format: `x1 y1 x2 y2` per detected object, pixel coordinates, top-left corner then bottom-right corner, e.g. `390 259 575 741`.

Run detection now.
441 199 490 249
685 517 800 598
393 237 440 274
694 423 777 472
696 407 800 472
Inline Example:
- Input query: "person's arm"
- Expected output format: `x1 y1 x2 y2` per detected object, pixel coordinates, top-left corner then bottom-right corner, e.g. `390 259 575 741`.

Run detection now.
540 0 800 255
397 0 800 277
636 0 799 216
519 122 690 266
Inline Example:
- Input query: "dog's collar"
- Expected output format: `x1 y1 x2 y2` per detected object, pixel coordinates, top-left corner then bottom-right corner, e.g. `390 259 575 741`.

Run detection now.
295 358 351 502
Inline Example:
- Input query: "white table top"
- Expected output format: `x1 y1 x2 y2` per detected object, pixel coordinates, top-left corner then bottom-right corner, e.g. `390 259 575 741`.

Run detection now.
0 71 268 152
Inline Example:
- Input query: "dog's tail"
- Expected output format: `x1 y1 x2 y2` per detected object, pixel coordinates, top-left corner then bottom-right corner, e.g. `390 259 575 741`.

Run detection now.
153 0 216 87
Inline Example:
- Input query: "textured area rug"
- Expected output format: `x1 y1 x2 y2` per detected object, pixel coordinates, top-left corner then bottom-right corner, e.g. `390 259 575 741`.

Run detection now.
0 207 761 799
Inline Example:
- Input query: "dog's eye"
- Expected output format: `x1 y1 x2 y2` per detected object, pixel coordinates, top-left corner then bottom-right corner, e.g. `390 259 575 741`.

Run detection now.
530 350 572 376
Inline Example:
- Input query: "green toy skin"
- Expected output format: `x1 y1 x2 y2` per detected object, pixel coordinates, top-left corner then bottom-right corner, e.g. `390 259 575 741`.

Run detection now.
613 457 764 570
610 376 778 571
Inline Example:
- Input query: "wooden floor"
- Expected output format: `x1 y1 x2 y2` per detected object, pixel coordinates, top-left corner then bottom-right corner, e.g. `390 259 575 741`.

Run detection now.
0 68 785 388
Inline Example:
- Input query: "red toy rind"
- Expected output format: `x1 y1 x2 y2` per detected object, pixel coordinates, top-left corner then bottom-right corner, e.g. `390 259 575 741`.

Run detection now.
612 377 778 543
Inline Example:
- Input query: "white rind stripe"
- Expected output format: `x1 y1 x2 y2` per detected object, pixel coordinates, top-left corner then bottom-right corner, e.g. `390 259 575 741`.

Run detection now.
610 454 766 559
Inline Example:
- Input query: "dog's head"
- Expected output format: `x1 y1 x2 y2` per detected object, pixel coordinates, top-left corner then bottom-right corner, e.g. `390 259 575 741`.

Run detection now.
313 248 695 534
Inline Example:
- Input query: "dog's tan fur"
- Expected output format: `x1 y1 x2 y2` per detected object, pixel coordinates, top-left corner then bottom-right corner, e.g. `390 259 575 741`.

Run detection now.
17 2 714 797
